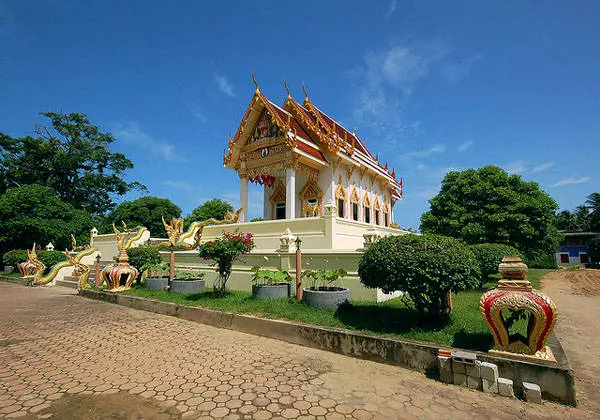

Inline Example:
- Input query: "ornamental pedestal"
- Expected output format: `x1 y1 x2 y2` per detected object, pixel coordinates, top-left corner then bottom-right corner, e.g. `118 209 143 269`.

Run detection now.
479 256 558 362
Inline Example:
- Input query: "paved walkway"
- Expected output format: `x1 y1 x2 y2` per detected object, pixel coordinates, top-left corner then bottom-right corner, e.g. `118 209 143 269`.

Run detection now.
0 283 591 419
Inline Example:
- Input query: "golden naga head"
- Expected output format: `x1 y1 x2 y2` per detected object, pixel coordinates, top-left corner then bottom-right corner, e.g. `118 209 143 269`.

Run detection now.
162 216 184 245
224 208 243 223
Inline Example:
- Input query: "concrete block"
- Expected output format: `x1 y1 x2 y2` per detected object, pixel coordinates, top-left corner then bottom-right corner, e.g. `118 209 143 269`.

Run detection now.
453 372 467 387
438 356 453 384
465 360 481 378
523 382 542 404
467 375 481 390
498 378 515 398
482 378 499 394
452 359 466 374
452 350 477 364
480 362 499 382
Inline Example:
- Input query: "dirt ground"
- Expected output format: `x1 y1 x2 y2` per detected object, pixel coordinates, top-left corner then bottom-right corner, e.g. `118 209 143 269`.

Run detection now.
542 269 600 414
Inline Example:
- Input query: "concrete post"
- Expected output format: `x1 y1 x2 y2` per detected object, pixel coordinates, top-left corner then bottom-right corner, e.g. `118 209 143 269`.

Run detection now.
285 168 296 219
239 176 249 223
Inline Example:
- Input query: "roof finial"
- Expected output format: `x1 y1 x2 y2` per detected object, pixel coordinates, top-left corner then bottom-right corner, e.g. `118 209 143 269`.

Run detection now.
251 71 259 92
352 127 357 135
302 82 309 99
283 79 291 97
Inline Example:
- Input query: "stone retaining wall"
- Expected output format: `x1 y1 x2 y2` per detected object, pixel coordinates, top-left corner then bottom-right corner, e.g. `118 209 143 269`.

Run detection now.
78 289 576 405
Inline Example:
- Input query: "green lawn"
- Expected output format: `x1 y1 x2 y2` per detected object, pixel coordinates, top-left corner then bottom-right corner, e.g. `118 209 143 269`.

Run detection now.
1 271 26 278
121 269 554 351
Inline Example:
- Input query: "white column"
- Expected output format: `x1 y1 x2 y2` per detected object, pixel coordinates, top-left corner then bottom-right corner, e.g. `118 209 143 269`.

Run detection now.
240 176 249 223
285 168 296 219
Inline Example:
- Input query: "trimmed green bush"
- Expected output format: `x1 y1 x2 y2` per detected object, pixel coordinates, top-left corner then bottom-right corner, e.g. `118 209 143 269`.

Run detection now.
127 246 161 273
2 249 28 267
468 243 522 288
525 253 558 269
589 237 600 268
358 234 480 319
38 250 67 267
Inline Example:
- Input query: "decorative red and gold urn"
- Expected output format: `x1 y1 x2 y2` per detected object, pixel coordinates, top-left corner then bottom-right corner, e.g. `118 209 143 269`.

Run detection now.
479 256 558 361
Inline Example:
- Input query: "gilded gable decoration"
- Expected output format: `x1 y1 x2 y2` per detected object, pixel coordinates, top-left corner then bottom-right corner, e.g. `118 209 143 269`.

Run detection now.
251 110 283 143
373 196 381 211
335 176 347 200
270 181 286 204
350 187 360 204
300 180 323 217
362 192 371 207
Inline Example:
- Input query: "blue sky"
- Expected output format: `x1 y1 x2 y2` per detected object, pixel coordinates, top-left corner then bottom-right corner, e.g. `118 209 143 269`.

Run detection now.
1 1 598 231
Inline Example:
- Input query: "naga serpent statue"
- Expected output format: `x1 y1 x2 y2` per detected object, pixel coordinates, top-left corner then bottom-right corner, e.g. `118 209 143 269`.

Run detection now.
155 208 242 281
18 243 39 277
99 222 148 291
156 208 243 251
32 247 98 287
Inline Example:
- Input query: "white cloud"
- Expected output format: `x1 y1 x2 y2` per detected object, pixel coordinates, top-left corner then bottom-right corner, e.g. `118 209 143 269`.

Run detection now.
351 41 477 144
384 1 396 20
215 74 235 97
457 140 474 152
398 144 446 160
411 186 440 200
113 122 185 163
416 163 427 171
164 181 200 192
503 160 526 175
551 176 590 187
186 102 207 122
440 54 482 84
529 161 554 174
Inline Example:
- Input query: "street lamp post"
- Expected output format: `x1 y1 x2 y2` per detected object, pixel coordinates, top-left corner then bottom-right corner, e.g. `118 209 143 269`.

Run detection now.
94 253 102 288
294 236 302 301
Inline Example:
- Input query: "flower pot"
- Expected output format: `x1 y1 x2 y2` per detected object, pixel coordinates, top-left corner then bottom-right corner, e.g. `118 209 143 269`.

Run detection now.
145 277 169 291
302 287 350 309
252 283 291 300
3 266 14 273
170 279 205 294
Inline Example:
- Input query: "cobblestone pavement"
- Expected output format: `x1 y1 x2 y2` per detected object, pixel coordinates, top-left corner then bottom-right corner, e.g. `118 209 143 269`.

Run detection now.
0 283 592 419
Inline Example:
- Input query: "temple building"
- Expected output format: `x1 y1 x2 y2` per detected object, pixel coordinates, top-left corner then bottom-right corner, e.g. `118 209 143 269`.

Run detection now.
223 80 403 228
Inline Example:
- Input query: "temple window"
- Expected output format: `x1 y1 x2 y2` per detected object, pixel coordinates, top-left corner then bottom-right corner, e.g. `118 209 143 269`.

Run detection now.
349 187 360 222
275 202 286 219
362 192 371 224
300 180 323 218
270 180 286 220
374 196 381 226
383 203 390 227
335 179 347 218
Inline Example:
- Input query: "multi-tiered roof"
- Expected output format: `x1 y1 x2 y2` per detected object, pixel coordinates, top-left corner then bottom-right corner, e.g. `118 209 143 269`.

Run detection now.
223 80 402 201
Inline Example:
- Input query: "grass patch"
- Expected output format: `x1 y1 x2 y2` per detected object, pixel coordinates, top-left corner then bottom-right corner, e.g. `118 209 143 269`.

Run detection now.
1 271 26 278
119 269 554 351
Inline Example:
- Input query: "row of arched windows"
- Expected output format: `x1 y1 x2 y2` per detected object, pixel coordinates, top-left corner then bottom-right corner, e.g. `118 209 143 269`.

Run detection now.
335 183 390 226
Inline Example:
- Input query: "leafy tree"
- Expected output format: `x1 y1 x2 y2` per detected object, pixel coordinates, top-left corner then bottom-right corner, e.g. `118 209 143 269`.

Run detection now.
420 166 560 257
0 184 93 253
573 205 591 232
101 196 181 236
585 193 600 231
555 210 578 231
0 112 145 214
589 237 600 267
185 199 233 227
358 234 480 319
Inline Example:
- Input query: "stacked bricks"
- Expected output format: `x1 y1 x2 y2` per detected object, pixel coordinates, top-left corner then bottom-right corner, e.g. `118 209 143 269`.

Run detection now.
437 351 541 403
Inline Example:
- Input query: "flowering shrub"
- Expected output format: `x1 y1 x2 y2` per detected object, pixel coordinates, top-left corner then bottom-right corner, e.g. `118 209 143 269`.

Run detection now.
198 231 254 294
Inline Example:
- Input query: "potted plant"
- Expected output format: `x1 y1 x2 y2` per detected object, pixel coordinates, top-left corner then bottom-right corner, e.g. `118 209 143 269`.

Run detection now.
170 269 206 294
250 266 292 300
198 231 255 296
301 267 349 309
142 262 170 290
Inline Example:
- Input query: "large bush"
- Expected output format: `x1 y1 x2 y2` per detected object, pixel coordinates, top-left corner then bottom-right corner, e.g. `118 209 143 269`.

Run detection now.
358 234 480 319
2 249 28 267
525 253 558 269
469 243 522 288
38 250 67 267
588 237 600 268
127 246 161 272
